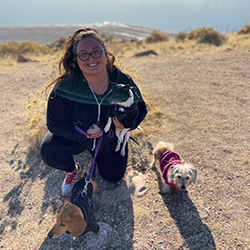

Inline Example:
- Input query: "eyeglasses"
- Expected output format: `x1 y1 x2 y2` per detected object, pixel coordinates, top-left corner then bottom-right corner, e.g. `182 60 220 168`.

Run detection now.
76 48 105 61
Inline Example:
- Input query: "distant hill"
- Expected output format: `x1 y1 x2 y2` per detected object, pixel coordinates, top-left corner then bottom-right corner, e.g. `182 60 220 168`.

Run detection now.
0 23 175 45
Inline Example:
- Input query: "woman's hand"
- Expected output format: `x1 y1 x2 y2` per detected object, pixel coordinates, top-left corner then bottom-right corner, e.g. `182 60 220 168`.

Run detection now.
86 124 102 138
112 116 125 130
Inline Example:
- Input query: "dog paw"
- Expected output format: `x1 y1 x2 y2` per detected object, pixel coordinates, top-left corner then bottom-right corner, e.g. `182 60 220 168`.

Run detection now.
115 144 121 152
120 149 125 156
118 138 123 143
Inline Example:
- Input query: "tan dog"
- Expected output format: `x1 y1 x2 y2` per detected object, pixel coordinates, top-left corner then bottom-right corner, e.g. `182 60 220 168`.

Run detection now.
151 141 197 193
48 178 99 239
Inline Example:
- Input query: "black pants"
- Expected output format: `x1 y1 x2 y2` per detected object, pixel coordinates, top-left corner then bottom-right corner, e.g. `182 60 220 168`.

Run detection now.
40 131 128 183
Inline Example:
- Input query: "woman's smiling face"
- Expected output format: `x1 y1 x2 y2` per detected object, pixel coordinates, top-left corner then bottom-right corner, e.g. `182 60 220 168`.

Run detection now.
76 37 107 76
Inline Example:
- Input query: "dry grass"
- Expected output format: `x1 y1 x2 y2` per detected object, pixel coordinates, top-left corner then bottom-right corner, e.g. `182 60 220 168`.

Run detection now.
107 32 250 59
175 30 188 42
187 27 227 46
237 23 250 35
0 40 51 58
145 30 169 44
1 27 250 63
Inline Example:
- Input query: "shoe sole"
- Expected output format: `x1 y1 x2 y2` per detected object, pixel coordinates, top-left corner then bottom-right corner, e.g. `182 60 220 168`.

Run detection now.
62 192 72 197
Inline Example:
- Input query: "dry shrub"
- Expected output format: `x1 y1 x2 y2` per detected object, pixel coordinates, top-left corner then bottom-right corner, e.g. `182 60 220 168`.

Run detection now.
175 30 187 42
25 56 60 150
187 27 227 46
26 85 48 150
0 40 51 58
145 30 169 44
237 24 250 35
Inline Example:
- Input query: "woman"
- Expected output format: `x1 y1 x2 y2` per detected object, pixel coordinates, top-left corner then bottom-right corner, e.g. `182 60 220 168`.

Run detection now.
40 27 147 197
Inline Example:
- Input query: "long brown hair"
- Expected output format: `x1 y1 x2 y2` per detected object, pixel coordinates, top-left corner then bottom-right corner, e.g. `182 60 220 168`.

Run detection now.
47 27 115 94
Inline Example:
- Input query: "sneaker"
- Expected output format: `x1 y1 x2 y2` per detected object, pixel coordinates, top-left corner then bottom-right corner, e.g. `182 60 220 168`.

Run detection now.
61 164 81 197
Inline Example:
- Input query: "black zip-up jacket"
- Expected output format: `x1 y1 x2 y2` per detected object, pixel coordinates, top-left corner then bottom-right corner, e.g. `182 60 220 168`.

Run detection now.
46 67 147 153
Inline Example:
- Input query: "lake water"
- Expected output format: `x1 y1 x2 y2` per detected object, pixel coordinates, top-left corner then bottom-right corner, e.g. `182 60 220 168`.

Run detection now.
1 0 250 43
1 0 250 33
136 0 250 33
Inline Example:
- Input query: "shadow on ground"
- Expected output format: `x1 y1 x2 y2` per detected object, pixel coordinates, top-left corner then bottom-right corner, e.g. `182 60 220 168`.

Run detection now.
39 150 136 249
1 139 161 249
152 165 217 250
1 144 55 236
1 144 135 250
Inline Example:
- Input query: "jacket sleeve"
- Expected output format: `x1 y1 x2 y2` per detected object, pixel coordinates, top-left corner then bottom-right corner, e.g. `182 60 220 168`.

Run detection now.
132 99 147 130
125 74 147 130
46 92 88 144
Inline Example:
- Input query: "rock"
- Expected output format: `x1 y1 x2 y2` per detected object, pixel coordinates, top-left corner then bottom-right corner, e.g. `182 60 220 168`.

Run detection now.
84 222 112 250
133 50 158 57
17 54 32 63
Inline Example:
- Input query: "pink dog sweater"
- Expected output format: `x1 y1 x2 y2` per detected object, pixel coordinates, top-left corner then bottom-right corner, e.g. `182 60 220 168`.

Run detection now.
160 150 183 189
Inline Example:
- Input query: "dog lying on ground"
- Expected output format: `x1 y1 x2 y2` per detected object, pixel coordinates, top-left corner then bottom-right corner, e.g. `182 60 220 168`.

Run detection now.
104 82 139 156
47 176 99 239
151 141 197 193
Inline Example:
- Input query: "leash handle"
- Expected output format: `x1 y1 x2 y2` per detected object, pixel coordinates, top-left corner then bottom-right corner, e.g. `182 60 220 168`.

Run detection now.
74 124 103 139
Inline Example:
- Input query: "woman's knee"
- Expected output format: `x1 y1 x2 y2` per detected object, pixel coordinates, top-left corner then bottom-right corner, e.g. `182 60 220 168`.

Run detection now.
97 148 128 183
99 170 125 183
40 131 86 171
40 137 56 167
40 131 69 168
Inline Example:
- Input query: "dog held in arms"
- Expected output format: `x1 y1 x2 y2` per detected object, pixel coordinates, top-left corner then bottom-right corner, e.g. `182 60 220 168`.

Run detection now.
47 175 99 239
151 141 197 193
104 82 139 156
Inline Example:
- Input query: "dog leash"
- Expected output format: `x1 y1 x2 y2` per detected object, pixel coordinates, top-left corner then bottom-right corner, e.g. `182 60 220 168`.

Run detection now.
129 136 157 157
81 135 103 197
74 124 103 197
130 136 178 165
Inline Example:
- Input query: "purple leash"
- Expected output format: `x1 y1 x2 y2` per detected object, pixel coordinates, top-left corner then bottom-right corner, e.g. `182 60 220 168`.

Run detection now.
74 124 103 197
74 124 104 139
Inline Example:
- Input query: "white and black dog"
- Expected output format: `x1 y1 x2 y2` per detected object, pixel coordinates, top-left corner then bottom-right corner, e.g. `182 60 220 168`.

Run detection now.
104 83 140 156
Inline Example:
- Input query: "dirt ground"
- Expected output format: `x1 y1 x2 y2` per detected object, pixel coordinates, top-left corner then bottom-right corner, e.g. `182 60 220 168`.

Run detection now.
0 50 250 249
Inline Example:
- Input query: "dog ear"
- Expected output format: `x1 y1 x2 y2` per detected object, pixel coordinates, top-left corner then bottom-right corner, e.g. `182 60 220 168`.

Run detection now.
124 84 130 90
191 168 197 184
68 212 87 237
168 166 179 183
188 167 197 184
130 86 141 99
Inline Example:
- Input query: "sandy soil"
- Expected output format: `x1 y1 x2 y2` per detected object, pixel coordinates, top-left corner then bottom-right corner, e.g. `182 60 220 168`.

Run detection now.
0 50 250 249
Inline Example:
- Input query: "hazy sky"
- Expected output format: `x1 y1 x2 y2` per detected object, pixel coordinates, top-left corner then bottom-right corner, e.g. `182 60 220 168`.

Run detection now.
1 0 250 32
